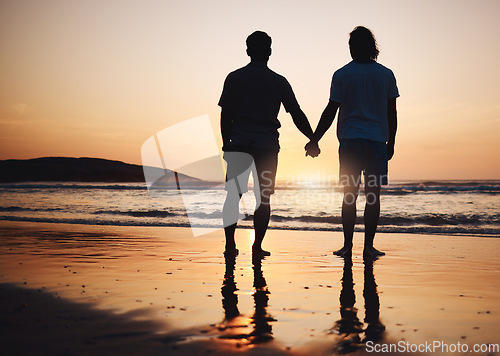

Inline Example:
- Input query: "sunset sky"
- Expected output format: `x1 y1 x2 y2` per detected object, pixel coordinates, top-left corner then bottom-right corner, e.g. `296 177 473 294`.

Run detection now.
1 0 499 181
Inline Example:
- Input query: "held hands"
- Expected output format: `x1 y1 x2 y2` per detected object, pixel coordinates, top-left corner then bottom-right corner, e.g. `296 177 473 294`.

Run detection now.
305 140 320 158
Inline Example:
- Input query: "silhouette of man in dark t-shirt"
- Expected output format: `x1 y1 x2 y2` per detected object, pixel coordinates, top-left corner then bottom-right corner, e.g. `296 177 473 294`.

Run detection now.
219 31 315 258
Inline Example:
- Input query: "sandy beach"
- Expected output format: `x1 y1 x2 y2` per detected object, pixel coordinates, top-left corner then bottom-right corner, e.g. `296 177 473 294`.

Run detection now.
0 220 499 355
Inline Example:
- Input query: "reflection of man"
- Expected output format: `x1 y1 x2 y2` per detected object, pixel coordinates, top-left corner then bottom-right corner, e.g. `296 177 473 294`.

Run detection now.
306 26 399 258
333 256 384 353
219 255 275 344
250 258 275 343
221 255 240 321
220 31 315 258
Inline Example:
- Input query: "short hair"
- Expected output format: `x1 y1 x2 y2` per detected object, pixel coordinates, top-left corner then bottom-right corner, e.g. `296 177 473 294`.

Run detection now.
349 26 379 62
246 31 272 60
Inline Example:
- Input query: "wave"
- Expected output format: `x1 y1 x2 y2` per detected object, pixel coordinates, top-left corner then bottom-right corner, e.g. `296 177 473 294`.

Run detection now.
95 209 182 218
96 209 228 219
270 213 499 226
1 181 499 194
102 209 495 226
0 183 148 191
0 215 497 237
382 183 500 194
3 205 498 228
0 206 63 212
275 184 500 195
0 215 192 228
404 180 500 187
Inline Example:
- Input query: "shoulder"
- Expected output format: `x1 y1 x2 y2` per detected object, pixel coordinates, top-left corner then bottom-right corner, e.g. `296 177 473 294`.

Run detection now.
265 67 294 93
333 61 355 78
225 65 248 80
372 62 396 78
222 66 253 91
334 62 354 74
373 63 398 96
266 67 289 83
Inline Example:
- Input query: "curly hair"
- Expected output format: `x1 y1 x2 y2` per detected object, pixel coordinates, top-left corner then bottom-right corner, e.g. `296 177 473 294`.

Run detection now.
349 26 379 62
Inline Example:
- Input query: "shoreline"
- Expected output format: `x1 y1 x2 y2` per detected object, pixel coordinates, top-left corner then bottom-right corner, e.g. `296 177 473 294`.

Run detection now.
0 217 497 238
1 220 499 355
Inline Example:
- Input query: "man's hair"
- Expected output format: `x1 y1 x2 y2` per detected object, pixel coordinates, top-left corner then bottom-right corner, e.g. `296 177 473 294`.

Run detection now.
246 31 272 60
349 26 379 62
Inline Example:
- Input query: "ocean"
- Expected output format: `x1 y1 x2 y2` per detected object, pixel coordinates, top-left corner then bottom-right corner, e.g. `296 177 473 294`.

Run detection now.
0 180 498 237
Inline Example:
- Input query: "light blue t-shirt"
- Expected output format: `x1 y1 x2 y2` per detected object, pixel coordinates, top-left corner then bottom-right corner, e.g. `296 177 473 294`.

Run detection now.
330 61 399 143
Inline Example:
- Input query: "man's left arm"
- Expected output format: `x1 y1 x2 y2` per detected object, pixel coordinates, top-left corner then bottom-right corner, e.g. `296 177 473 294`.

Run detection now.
281 79 314 141
289 107 314 141
282 79 318 156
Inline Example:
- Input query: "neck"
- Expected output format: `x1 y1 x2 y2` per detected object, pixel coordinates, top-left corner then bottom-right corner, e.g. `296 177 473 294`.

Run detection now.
353 59 375 64
250 58 268 66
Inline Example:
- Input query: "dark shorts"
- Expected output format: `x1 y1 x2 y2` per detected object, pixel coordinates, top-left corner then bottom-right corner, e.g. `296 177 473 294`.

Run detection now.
224 147 278 198
339 138 388 187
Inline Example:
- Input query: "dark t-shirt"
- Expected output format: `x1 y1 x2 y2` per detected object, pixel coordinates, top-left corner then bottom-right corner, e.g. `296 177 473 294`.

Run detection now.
219 62 300 150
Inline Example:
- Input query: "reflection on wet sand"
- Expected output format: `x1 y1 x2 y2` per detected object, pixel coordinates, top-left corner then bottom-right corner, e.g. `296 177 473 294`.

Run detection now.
217 255 276 345
221 254 240 321
333 257 385 353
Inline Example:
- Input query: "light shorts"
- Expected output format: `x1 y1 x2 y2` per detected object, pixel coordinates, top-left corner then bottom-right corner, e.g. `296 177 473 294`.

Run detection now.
339 138 388 187
224 147 278 199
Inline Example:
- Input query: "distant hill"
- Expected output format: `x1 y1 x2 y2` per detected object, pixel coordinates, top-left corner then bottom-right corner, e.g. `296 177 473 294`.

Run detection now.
0 157 205 185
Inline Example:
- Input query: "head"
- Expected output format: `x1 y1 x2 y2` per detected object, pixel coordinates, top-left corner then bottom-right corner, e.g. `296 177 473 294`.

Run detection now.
349 26 379 63
246 31 272 62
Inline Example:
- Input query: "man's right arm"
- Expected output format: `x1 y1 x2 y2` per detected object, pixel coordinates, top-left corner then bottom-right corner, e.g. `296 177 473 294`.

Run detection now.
387 97 397 160
312 100 340 142
220 107 233 150
303 100 339 158
219 74 234 151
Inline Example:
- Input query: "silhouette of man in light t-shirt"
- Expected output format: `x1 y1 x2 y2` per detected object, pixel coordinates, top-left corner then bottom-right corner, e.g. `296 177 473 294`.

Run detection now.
306 26 399 259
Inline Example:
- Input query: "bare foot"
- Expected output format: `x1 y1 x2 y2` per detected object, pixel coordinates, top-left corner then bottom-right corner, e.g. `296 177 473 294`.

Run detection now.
224 248 239 257
252 248 271 259
363 247 385 259
333 246 352 257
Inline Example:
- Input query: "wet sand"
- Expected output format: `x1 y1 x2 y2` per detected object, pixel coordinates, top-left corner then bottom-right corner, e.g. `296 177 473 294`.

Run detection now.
0 220 499 355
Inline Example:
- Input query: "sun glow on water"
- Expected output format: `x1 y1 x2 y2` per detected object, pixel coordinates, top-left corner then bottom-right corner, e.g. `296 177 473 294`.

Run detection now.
277 171 340 190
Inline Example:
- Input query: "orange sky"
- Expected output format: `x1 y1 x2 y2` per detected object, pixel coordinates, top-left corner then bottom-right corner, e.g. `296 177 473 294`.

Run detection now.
1 0 499 180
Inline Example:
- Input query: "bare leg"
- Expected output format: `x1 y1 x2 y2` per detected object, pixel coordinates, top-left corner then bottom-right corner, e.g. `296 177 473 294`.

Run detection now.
363 185 385 258
253 196 271 258
223 191 241 256
335 184 359 257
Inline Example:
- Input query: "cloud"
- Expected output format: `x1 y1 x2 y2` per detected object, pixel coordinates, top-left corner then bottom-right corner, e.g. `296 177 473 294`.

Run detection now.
10 103 28 116
0 103 29 118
